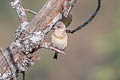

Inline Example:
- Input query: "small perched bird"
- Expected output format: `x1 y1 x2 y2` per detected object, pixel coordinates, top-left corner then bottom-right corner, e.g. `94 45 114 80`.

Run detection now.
51 22 68 59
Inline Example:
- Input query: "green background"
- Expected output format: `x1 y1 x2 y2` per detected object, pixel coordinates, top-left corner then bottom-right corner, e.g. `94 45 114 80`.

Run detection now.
0 0 119 80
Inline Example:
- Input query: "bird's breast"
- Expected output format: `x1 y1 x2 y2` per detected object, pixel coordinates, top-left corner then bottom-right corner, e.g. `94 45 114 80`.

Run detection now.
51 33 68 50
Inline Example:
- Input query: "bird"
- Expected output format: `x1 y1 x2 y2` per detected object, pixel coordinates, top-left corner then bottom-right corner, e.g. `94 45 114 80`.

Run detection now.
51 21 68 59
61 14 72 27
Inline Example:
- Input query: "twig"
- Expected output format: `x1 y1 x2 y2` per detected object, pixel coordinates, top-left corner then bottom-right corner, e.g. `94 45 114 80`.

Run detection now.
66 0 101 33
24 8 37 15
41 41 65 55
0 0 78 79
10 0 28 23
0 0 101 79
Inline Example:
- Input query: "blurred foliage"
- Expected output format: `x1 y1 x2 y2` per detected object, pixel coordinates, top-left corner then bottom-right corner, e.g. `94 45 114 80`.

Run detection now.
90 0 120 80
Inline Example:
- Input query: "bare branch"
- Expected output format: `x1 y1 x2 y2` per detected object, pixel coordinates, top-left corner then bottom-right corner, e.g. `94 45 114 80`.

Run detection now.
24 8 37 15
10 0 28 23
41 41 65 55
0 0 101 79
66 0 101 33
0 0 77 79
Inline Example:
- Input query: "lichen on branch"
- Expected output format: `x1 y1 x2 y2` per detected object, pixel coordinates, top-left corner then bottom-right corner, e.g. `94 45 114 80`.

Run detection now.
0 0 78 80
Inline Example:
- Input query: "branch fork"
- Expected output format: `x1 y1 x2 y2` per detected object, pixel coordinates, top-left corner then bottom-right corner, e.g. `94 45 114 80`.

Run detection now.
0 0 101 79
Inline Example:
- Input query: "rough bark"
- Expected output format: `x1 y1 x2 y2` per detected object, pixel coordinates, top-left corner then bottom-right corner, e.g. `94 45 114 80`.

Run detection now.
0 0 77 79
0 0 101 79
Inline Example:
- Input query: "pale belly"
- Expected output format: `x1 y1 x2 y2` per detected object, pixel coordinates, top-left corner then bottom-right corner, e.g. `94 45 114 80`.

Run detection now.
51 35 68 50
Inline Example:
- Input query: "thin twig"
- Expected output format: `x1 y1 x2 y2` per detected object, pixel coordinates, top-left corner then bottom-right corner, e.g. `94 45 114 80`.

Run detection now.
0 0 81 79
24 8 37 15
66 0 101 33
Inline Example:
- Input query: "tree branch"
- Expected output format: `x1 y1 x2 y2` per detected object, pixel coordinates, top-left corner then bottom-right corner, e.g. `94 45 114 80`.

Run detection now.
0 0 77 79
66 0 101 34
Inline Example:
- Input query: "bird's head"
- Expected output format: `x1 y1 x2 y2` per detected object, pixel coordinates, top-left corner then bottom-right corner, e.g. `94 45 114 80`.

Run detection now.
53 22 66 32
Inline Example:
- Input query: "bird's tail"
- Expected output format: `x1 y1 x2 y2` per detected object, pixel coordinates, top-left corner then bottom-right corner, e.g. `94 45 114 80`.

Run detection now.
53 51 58 60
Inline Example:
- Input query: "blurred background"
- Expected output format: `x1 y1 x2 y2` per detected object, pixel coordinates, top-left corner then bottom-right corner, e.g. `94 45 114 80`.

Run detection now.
0 0 119 80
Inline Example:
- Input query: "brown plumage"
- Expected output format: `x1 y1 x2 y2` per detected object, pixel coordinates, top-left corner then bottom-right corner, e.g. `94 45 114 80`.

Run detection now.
51 22 68 59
